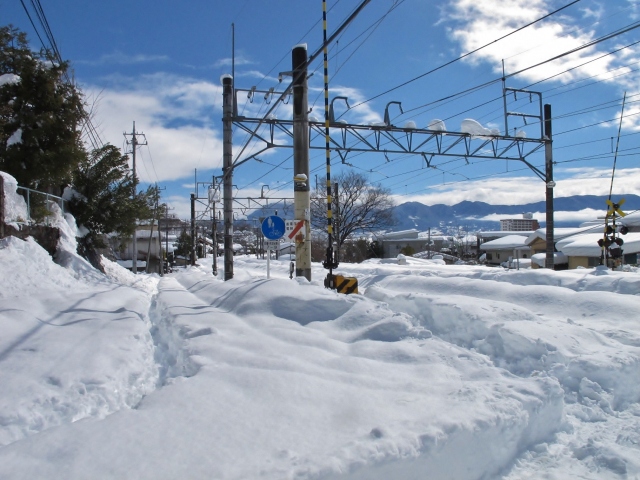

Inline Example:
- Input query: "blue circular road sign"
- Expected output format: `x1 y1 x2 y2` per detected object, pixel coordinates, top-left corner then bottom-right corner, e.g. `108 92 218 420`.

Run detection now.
261 215 285 240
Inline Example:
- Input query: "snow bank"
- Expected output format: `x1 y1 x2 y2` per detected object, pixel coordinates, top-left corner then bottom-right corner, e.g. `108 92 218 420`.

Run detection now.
1 251 639 478
0 224 159 447
363 273 640 410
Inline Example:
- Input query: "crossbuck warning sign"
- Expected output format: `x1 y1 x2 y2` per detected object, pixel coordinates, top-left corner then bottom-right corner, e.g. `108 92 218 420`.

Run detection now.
285 219 306 243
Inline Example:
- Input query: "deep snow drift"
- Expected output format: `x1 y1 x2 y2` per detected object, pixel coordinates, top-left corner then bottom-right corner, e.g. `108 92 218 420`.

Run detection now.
1 217 640 478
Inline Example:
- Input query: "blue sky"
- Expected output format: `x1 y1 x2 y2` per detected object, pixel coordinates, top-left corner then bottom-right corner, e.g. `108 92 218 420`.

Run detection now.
3 0 640 221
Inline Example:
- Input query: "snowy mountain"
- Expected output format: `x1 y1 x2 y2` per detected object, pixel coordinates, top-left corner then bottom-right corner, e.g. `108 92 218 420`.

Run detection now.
247 195 640 234
393 194 640 231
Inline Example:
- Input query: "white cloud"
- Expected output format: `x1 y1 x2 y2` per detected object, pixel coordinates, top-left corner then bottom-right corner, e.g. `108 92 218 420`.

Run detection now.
475 208 604 223
162 195 193 222
443 0 640 87
580 5 604 21
78 52 169 66
395 167 640 206
214 56 254 68
84 73 224 183
308 84 383 125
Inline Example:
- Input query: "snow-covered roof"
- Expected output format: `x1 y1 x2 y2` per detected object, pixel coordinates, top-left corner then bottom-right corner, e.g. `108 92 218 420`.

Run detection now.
556 232 640 257
381 229 419 240
478 231 535 240
526 225 601 244
457 234 477 243
622 211 640 228
480 235 530 250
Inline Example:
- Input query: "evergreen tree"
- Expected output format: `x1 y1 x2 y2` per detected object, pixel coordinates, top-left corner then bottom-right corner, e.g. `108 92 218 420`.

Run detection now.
175 229 192 258
67 144 151 249
0 25 86 192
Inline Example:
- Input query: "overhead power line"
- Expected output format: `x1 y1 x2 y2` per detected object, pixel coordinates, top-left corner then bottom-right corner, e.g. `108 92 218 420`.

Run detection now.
18 0 104 150
504 20 640 82
349 0 583 110
399 23 640 127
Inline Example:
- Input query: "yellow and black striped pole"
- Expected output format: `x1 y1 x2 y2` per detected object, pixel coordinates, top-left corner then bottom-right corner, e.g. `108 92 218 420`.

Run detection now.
322 0 339 278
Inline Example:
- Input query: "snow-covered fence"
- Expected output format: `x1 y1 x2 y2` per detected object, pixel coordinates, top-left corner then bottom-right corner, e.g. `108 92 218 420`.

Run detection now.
16 186 67 226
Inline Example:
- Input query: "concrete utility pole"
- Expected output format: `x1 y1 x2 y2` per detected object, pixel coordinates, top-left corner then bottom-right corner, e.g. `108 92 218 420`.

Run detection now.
190 193 196 266
211 177 219 276
544 104 555 270
221 74 234 280
124 121 147 274
292 44 312 281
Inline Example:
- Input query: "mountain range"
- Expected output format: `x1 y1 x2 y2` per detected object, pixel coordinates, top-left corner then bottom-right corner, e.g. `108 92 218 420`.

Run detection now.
245 194 639 233
392 194 640 232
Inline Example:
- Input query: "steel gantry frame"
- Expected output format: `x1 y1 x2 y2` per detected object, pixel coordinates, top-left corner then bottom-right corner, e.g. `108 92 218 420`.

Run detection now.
192 175 293 276
227 84 556 271
233 104 547 178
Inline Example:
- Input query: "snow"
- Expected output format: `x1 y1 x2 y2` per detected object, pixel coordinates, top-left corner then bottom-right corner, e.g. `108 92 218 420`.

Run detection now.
6 128 22 146
622 211 640 228
428 119 447 131
480 234 530 249
1 171 28 224
461 118 499 137
556 232 640 257
0 73 20 86
527 226 602 244
1 183 640 478
531 252 569 267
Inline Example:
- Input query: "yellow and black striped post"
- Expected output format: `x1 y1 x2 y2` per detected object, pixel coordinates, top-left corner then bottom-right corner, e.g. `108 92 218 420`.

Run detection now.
321 0 339 274
324 274 358 294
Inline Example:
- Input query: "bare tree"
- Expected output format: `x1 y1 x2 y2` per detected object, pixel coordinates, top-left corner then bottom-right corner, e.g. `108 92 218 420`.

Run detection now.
311 171 395 254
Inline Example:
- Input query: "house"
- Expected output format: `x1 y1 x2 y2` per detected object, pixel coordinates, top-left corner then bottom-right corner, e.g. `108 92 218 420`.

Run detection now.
118 225 163 273
380 230 429 258
478 230 536 243
479 234 531 266
526 226 597 269
554 232 640 268
525 218 640 269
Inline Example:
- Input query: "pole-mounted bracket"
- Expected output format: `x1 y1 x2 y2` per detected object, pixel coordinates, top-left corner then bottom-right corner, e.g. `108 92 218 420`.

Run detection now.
330 96 350 123
384 101 403 126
